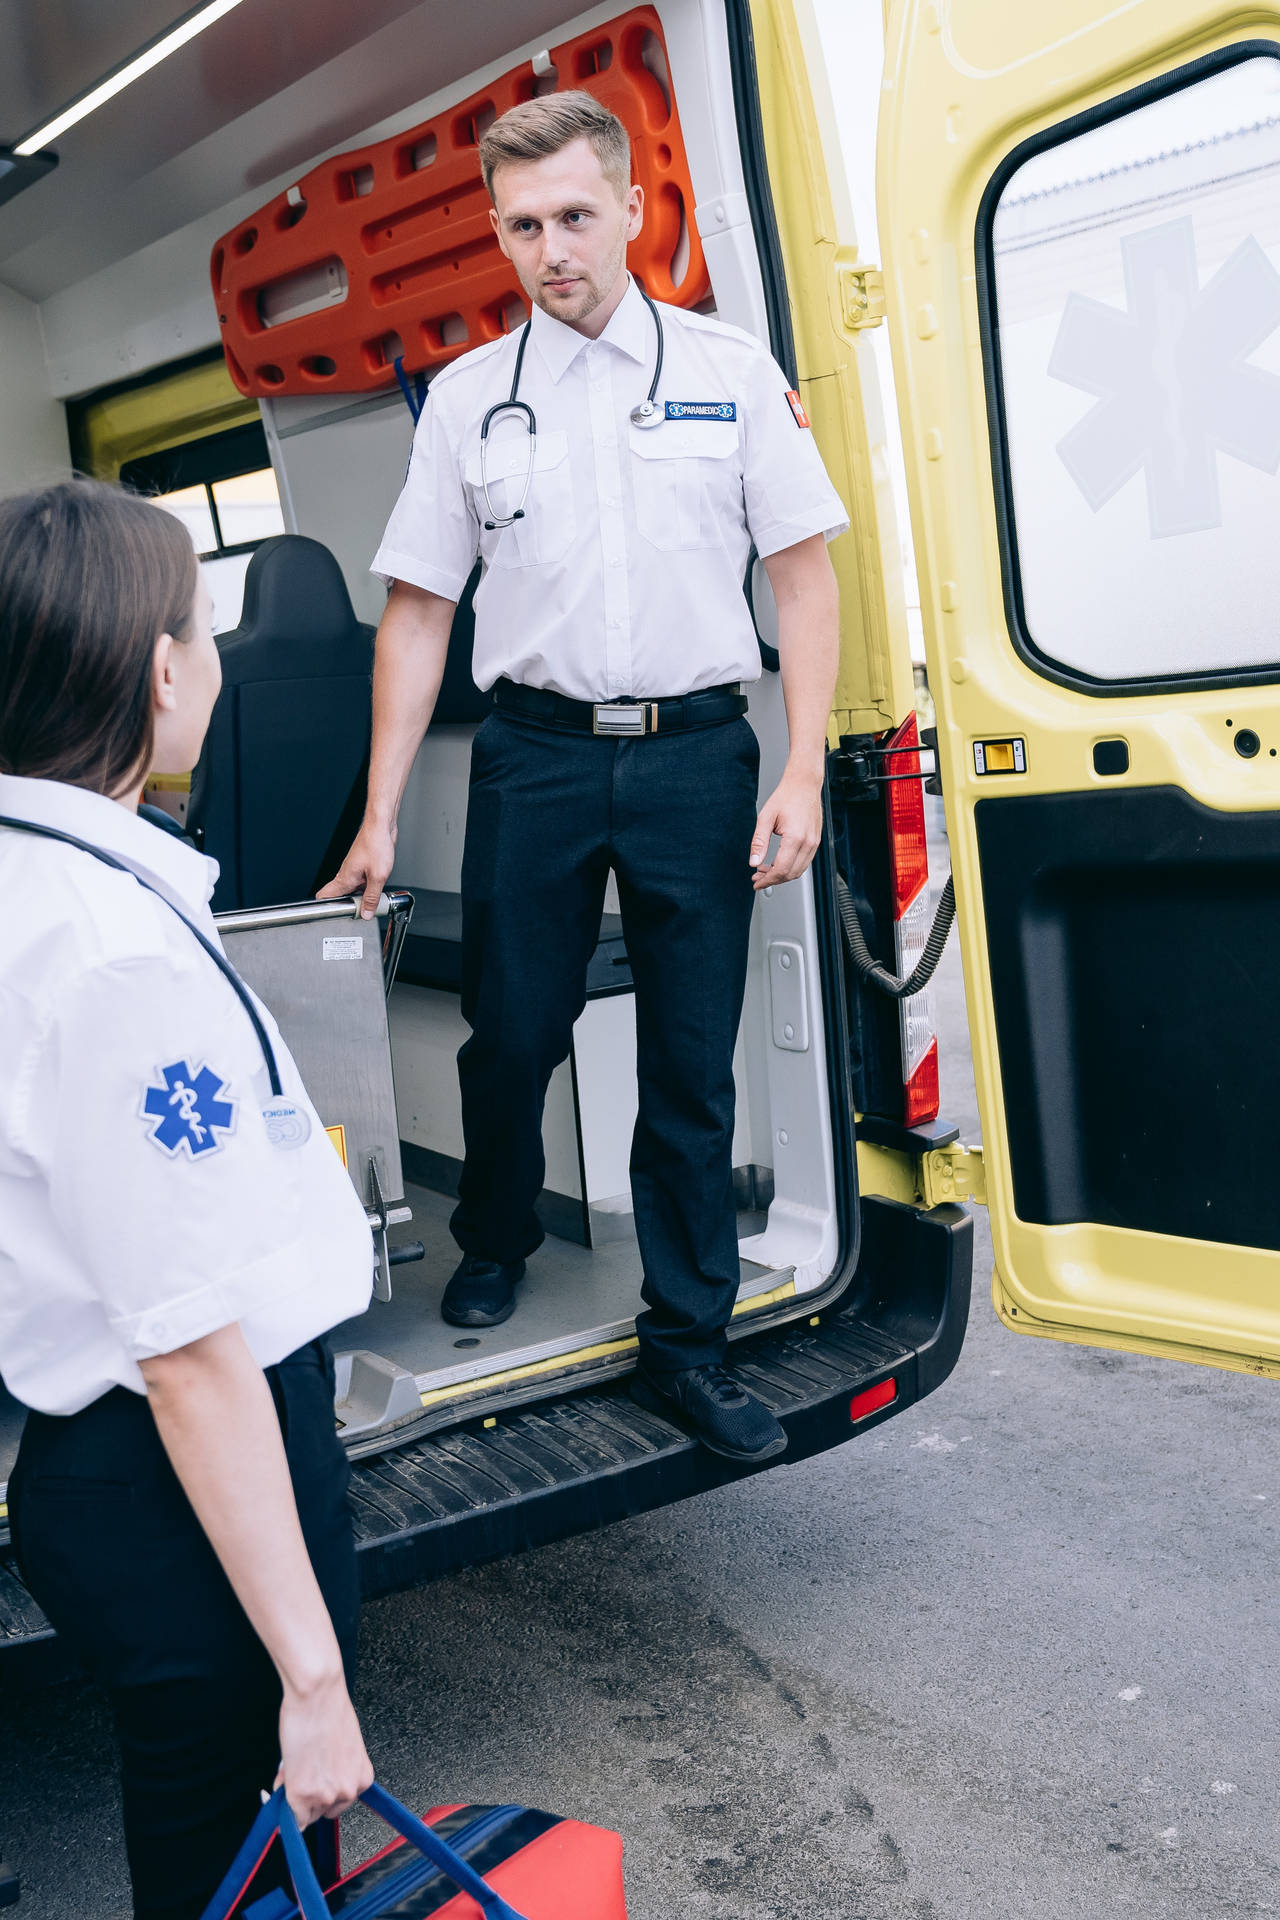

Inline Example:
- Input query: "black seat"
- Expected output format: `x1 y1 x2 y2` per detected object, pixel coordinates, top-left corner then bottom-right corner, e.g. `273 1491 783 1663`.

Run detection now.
189 535 375 912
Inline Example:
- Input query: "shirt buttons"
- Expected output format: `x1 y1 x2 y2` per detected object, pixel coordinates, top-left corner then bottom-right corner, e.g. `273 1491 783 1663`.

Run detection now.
609 557 622 569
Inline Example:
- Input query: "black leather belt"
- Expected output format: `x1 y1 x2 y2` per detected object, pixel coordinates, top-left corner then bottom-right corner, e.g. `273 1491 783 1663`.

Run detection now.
493 678 747 736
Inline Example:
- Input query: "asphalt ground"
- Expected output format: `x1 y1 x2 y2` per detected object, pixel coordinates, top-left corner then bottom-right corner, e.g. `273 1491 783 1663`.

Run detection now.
2 807 1277 1917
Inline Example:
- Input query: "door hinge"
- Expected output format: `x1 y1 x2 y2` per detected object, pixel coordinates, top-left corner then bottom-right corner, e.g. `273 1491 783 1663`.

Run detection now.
921 1142 986 1208
839 265 886 330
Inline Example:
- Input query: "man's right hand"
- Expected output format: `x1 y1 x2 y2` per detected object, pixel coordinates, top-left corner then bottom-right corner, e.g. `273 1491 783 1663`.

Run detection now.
317 818 397 920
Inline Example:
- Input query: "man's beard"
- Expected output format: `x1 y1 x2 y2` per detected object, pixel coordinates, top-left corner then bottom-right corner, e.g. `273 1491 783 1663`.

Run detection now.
529 232 627 325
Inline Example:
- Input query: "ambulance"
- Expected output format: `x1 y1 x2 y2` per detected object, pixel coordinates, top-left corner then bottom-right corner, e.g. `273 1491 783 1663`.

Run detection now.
1 0 1277 1674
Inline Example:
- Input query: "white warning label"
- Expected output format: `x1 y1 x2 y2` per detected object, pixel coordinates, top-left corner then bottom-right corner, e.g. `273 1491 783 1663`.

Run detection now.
323 936 364 961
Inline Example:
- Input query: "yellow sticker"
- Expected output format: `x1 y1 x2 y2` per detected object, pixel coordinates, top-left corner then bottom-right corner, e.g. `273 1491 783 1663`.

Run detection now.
326 1124 348 1168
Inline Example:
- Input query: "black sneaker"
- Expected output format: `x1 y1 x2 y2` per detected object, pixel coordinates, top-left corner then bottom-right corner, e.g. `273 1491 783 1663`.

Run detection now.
441 1256 525 1328
631 1363 788 1463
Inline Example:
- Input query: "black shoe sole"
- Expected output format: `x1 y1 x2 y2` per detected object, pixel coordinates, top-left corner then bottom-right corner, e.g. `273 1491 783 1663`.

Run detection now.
441 1294 518 1328
630 1373 789 1464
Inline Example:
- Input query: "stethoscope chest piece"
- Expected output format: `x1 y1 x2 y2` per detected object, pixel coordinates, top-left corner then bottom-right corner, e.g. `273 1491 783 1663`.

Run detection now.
630 399 663 429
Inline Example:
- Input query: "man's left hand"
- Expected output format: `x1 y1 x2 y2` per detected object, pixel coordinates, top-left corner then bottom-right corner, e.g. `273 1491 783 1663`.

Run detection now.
750 771 824 890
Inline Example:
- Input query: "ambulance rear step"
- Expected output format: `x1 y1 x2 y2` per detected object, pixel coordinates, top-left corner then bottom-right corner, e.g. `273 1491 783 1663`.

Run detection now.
0 1198 971 1672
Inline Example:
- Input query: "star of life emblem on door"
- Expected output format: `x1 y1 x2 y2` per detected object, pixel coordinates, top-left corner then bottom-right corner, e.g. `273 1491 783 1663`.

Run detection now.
1048 215 1280 538
140 1060 237 1158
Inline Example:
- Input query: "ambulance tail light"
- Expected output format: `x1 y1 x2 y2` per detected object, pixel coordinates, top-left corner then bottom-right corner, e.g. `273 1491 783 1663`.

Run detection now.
850 1377 898 1422
883 713 940 1127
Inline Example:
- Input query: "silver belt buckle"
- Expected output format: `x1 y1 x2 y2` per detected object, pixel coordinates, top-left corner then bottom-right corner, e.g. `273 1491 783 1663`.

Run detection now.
592 701 657 736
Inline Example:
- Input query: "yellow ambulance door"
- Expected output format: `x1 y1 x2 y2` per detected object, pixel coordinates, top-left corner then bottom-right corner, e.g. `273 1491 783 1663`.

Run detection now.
879 2 1280 1377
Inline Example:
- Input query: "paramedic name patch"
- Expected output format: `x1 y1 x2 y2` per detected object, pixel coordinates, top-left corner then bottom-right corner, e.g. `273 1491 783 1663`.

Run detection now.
665 400 736 421
140 1060 236 1159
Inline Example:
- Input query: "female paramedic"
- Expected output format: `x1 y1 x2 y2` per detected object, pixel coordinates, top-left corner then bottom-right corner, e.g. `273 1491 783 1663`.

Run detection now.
0 479 375 1919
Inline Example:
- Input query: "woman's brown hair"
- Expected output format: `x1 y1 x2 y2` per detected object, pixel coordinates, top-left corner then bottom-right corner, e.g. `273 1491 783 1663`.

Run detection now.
0 478 198 797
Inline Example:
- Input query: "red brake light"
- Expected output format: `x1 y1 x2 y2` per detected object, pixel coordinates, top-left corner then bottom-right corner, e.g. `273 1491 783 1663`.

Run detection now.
878 712 941 1126
904 1039 940 1129
883 713 928 915
850 1377 898 1422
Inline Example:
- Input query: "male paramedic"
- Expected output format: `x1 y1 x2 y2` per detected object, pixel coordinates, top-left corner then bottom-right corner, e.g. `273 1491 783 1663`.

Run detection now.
321 91 846 1464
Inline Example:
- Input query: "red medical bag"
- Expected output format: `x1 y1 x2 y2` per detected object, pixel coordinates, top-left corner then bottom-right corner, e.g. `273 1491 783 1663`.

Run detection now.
203 1783 628 1920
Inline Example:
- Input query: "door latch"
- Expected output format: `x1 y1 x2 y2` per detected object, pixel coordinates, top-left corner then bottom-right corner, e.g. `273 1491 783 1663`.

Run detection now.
921 1142 986 1208
839 265 886 330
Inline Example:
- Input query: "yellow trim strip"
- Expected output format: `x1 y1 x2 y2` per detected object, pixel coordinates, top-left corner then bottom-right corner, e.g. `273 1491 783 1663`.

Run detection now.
418 1275 799 1411
77 353 259 482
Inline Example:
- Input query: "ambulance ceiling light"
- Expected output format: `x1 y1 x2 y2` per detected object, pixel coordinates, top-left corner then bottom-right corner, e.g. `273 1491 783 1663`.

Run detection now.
11 0 246 159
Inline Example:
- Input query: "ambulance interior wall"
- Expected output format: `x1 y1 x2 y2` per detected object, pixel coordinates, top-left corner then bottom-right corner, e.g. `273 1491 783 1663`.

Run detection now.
263 379 792 1240
12 0 839 1288
0 281 70 497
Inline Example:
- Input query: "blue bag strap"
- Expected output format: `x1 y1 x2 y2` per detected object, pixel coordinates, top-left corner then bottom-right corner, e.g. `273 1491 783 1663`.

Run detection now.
392 355 428 423
199 1784 532 1920
360 1785 530 1919
197 1790 327 1920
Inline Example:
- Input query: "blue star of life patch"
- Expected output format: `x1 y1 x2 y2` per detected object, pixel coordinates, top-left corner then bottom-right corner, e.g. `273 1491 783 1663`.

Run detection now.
140 1060 237 1158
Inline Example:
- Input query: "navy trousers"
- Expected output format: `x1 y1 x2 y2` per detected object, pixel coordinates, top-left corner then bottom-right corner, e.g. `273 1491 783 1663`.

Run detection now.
451 708 759 1376
9 1341 356 1920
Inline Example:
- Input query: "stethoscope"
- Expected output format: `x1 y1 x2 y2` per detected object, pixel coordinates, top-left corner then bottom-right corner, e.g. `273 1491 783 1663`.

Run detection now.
479 283 666 530
0 815 285 1100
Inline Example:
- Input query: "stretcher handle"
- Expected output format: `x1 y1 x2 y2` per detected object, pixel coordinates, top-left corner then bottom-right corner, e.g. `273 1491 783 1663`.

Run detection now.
198 1784 532 1920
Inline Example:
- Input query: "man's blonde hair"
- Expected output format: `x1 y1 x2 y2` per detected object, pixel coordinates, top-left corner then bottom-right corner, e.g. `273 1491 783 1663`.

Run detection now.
479 92 632 200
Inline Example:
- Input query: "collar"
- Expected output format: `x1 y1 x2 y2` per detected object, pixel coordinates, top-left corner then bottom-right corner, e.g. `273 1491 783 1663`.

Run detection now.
528 274 653 383
0 773 218 913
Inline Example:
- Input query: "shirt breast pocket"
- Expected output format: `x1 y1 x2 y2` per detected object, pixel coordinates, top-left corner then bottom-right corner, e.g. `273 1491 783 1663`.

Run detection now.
628 420 742 552
464 428 575 569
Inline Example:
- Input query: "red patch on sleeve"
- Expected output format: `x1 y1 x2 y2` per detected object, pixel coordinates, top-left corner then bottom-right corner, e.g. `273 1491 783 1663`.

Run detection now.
785 389 811 429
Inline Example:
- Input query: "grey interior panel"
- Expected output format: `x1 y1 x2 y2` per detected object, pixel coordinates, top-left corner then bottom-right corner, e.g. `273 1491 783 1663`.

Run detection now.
218 903 403 1215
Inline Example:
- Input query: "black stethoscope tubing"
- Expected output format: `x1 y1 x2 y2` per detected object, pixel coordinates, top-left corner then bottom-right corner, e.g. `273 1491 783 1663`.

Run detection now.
0 816 284 1097
479 284 665 530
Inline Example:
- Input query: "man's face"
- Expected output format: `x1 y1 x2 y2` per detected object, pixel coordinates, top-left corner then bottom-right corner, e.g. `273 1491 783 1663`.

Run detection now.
489 136 643 329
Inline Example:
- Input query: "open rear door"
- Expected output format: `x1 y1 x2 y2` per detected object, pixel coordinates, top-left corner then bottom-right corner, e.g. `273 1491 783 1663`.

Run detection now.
880 1 1280 1377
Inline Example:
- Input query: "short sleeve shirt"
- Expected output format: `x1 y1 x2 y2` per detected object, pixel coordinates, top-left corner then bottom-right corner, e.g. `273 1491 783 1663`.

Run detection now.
372 277 849 702
0 776 374 1415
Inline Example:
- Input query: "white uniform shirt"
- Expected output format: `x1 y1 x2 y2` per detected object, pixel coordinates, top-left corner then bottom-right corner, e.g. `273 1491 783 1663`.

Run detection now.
0 775 374 1416
373 277 849 702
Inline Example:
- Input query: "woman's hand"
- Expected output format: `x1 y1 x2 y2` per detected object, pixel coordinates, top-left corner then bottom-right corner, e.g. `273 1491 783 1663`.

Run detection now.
275 1668 374 1827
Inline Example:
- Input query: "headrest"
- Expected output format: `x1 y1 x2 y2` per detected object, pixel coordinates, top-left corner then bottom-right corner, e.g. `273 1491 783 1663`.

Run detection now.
236 534 361 647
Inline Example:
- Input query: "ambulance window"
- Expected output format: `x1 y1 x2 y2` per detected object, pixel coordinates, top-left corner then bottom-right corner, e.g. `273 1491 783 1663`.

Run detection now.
128 435 286 635
985 51 1280 685
154 483 216 556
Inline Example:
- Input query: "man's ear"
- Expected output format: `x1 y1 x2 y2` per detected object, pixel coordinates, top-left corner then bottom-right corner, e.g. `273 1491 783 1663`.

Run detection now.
489 203 513 262
626 183 644 242
151 631 177 713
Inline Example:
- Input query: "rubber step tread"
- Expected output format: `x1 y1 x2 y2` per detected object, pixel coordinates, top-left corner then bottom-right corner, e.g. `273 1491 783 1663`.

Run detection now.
0 1308 920 1652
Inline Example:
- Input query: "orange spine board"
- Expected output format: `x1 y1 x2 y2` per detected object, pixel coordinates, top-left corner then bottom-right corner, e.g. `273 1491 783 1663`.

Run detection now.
211 7 709 401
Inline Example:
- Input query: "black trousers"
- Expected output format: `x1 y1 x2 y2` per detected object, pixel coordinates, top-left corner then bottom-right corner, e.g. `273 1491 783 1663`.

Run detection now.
451 709 759 1375
8 1340 358 1920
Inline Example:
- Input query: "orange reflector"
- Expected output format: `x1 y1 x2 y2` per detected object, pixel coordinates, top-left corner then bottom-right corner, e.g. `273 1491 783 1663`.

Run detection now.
904 1038 940 1128
850 1377 898 1423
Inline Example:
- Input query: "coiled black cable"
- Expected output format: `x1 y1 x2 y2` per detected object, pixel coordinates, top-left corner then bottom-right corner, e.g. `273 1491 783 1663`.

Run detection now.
835 870 956 1000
